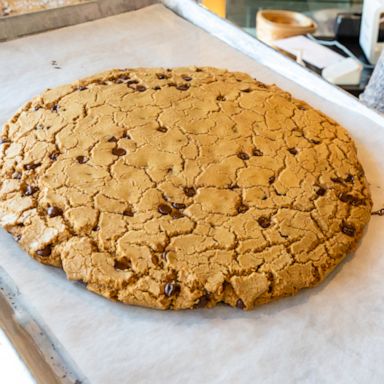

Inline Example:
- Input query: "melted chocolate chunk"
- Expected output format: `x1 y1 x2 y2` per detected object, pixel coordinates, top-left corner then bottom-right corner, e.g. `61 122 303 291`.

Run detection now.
123 208 134 217
341 223 356 237
172 202 186 210
49 152 60 161
176 84 190 91
47 206 63 218
164 282 180 297
345 174 354 183
24 185 38 196
157 126 168 133
171 210 184 219
76 156 88 164
36 246 51 257
237 152 249 160
196 293 211 308
288 148 298 155
316 187 326 196
158 204 172 215
23 163 41 170
331 177 344 184
236 298 245 309
252 148 263 156
339 193 364 206
258 216 271 228
237 204 249 214
136 85 146 92
183 186 196 197
114 258 130 270
112 148 127 156
51 104 59 113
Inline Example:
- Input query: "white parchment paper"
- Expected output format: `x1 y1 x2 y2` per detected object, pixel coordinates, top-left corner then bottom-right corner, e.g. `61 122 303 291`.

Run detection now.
1 4 384 383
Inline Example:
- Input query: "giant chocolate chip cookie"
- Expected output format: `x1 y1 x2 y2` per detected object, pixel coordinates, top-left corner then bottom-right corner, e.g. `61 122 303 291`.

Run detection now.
0 67 372 309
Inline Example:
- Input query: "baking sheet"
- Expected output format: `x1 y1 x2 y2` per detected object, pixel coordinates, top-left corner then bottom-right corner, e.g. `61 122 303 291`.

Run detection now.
1 3 384 383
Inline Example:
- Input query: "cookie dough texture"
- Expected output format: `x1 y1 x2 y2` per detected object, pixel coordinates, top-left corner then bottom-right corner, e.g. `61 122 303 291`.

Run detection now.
0 67 371 310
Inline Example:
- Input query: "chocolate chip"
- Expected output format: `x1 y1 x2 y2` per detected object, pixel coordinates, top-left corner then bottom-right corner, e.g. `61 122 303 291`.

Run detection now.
196 293 210 308
12 172 22 180
92 225 100 232
156 73 167 80
47 206 63 218
331 177 344 184
339 193 364 206
123 132 131 139
172 202 186 210
51 104 59 112
76 156 88 164
49 152 60 161
23 163 41 170
298 105 307 111
268 176 275 184
183 186 196 197
252 148 263 156
78 86 87 91
153 86 161 90
112 148 126 156
166 68 172 72
311 139 321 144
237 152 249 160
176 84 190 91
108 136 118 142
171 210 184 219
123 208 134 217
136 85 146 92
15 235 21 242
157 126 168 133
241 88 251 93
181 75 192 81
127 80 139 85
24 185 38 196
237 204 248 214
164 282 180 297
288 148 298 155
158 204 172 215
345 174 354 183
195 67 203 72
316 187 326 196
258 216 271 228
229 184 239 190
216 95 225 101
236 298 245 309
36 246 51 257
114 258 130 270
33 105 41 111
341 223 356 237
